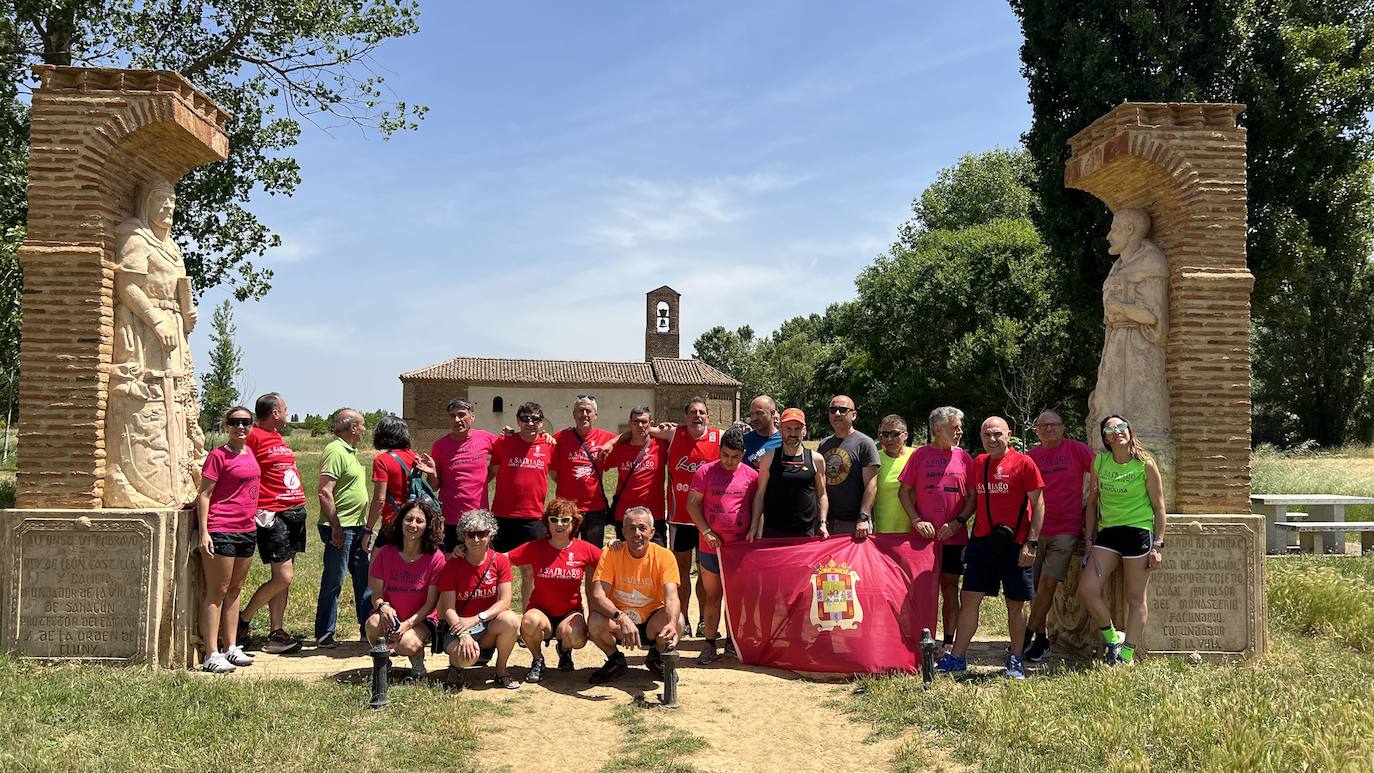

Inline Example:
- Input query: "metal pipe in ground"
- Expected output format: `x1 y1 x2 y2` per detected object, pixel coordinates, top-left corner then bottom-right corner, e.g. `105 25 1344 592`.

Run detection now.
369 641 392 709
658 648 680 708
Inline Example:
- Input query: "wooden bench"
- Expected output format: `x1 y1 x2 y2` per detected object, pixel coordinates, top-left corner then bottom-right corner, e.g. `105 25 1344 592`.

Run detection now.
1274 521 1374 554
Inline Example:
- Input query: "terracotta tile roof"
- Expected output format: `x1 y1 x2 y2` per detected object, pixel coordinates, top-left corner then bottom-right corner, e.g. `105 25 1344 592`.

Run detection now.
651 358 742 386
401 357 657 385
400 356 741 388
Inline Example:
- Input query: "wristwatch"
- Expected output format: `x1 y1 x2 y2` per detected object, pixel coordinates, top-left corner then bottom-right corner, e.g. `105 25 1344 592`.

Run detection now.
610 610 622 622
858 512 873 523
477 611 489 623
1152 539 1165 550
1027 540 1039 549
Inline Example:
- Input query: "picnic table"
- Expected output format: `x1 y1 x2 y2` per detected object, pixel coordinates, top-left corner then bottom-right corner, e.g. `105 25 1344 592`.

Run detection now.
1251 493 1374 554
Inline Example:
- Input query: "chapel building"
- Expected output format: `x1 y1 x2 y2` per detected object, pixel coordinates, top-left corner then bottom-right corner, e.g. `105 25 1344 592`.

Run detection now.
400 287 741 449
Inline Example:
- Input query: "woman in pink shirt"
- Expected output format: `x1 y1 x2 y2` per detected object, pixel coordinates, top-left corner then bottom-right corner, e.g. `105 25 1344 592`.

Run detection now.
365 499 446 678
195 406 262 673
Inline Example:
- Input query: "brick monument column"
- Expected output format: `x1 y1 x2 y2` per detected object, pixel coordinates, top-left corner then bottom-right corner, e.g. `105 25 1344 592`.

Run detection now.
3 67 230 667
1049 103 1265 662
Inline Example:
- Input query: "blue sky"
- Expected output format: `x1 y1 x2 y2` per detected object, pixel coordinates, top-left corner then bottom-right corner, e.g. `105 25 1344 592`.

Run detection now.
189 1 1032 417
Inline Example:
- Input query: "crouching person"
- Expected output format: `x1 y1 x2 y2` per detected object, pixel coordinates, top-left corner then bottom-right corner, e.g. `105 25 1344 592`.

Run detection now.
365 499 447 678
437 509 522 689
585 506 682 684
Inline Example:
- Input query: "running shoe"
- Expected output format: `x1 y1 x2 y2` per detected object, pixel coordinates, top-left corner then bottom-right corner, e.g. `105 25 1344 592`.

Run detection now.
935 652 967 674
315 633 337 649
696 640 719 666
589 652 628 684
1024 633 1051 663
525 657 546 684
262 629 302 655
1005 654 1025 680
1104 640 1123 666
237 615 252 645
556 644 575 672
722 638 737 659
646 647 664 678
201 651 236 674
695 618 705 637
225 645 255 667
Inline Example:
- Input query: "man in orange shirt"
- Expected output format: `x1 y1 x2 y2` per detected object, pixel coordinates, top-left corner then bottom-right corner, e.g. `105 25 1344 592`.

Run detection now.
586 506 682 684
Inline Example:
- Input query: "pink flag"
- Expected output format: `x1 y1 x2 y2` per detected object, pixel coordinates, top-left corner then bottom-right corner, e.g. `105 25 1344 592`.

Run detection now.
719 533 939 674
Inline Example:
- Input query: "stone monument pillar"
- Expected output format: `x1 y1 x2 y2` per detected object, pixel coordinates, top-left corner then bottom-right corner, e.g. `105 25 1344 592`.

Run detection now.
1050 103 1266 661
2 67 230 667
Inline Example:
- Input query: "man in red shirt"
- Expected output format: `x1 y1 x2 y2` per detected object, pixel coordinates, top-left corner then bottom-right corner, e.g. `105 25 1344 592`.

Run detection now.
238 392 306 654
599 406 668 545
487 401 554 552
552 396 617 547
936 416 1045 680
662 397 720 632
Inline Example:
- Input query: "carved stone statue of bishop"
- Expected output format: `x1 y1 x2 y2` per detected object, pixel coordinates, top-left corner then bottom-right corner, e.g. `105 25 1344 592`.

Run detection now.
104 179 206 508
1087 208 1175 503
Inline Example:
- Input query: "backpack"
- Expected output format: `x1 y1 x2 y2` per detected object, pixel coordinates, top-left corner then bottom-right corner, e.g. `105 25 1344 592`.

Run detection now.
385 451 442 518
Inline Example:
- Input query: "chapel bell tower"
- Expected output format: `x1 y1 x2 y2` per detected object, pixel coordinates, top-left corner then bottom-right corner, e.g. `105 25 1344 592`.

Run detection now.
645 285 680 360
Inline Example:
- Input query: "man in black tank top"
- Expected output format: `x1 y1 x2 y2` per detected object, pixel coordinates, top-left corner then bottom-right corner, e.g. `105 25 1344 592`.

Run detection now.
750 408 830 539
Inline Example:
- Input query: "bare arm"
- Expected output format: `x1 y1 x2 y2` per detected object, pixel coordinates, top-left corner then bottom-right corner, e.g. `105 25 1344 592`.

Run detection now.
750 450 773 540
859 464 879 514
686 490 716 548
195 476 216 553
318 475 340 530
814 455 829 537
589 579 618 618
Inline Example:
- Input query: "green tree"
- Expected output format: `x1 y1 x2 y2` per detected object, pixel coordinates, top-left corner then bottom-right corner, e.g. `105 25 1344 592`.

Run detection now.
0 11 28 434
1011 0 1374 446
198 300 242 431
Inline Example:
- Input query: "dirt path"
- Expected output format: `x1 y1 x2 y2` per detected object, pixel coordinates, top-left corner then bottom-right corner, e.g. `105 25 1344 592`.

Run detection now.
238 632 923 772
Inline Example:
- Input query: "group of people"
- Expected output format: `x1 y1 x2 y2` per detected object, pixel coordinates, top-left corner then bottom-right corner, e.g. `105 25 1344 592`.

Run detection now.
194 390 1166 683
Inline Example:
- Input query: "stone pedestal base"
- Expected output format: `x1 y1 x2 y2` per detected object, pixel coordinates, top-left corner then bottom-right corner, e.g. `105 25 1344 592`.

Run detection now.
1047 514 1267 662
1 508 202 668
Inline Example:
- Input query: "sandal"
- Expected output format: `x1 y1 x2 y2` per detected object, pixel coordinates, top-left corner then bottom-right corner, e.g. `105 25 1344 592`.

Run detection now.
493 672 522 690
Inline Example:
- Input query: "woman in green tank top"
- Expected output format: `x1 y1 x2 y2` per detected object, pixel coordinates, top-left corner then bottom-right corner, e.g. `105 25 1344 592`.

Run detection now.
1078 414 1166 666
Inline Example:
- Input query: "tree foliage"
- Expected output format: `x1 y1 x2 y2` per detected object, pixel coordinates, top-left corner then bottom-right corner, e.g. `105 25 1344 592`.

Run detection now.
1011 0 1374 446
198 300 242 431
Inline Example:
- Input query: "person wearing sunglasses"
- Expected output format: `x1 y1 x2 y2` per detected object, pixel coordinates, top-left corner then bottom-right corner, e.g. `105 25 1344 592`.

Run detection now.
819 395 879 540
1023 410 1096 663
751 408 829 539
1078 415 1166 666
365 499 447 678
551 396 618 547
487 401 555 553
194 406 261 673
871 415 915 535
899 406 974 653
937 416 1045 680
438 509 522 689
508 498 603 682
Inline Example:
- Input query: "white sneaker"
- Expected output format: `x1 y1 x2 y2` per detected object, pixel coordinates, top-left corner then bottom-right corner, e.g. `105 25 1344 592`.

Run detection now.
225 645 255 667
409 654 427 679
202 651 237 673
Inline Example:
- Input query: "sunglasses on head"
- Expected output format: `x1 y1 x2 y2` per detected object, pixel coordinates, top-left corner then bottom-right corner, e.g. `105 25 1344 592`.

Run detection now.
464 530 490 539
547 516 575 525
878 430 905 438
577 394 597 402
828 406 853 414
518 415 544 424
226 417 253 428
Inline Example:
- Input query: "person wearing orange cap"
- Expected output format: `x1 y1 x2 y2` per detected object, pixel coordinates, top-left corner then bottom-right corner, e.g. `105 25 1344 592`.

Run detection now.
750 408 829 539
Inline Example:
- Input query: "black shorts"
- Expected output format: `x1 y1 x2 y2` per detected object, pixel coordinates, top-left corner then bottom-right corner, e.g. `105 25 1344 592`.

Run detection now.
940 543 966 576
1095 525 1153 559
698 550 721 574
209 531 256 559
961 535 1034 601
541 610 584 642
580 508 612 548
669 523 699 553
257 505 307 564
493 516 544 552
443 524 461 554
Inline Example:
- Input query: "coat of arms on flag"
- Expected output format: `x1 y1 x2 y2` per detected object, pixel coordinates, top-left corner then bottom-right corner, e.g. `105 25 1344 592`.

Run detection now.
810 558 862 631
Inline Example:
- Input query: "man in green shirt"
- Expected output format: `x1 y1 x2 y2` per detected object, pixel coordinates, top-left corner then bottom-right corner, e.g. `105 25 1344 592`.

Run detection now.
873 414 915 534
313 409 371 648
